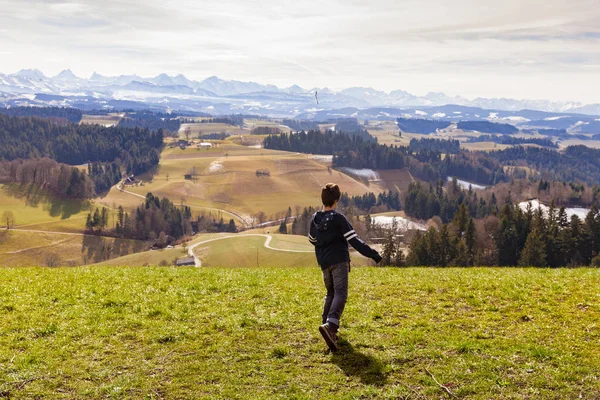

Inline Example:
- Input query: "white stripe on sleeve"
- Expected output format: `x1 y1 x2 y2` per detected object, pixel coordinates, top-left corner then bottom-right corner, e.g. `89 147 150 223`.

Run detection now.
346 233 358 241
343 230 355 238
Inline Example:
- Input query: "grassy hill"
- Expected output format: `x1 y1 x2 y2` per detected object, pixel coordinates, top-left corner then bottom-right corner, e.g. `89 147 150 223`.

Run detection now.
1 267 598 399
99 144 385 221
0 184 89 233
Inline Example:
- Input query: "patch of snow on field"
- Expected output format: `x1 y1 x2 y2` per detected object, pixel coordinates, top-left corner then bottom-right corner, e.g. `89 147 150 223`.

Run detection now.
372 216 426 231
544 116 568 121
415 110 428 116
432 113 446 118
447 177 486 190
208 161 223 173
341 168 379 180
505 116 530 123
518 199 590 220
309 155 333 162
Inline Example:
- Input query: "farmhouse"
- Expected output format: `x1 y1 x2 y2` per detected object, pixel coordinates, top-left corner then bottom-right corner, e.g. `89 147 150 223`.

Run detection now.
123 175 138 186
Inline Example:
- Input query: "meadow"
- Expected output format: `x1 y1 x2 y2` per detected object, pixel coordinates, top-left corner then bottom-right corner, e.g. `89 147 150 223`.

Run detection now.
97 234 375 268
80 114 123 127
0 267 598 399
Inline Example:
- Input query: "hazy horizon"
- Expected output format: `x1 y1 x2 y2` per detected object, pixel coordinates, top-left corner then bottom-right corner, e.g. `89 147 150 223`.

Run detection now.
1 0 599 103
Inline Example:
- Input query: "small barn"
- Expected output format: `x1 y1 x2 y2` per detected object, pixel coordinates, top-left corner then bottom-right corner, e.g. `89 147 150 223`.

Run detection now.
176 257 196 266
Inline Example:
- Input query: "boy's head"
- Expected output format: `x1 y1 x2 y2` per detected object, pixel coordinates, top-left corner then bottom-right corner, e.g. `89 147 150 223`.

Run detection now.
321 183 341 208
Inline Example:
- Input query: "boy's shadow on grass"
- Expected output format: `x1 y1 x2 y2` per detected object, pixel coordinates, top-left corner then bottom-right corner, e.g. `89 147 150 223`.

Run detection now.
331 339 388 386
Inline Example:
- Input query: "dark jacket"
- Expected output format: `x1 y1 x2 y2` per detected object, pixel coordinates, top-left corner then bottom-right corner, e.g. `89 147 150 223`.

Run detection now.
309 210 382 269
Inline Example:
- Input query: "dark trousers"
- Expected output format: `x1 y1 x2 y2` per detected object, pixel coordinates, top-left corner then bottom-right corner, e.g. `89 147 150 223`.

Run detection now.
321 261 349 328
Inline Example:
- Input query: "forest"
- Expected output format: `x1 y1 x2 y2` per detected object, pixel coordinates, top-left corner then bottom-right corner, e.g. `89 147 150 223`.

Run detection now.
0 114 163 175
251 126 281 135
200 116 244 127
403 179 498 222
405 202 600 268
86 193 193 242
87 162 122 194
468 135 558 148
85 193 239 245
334 118 367 134
0 106 82 123
396 118 451 134
263 130 374 155
489 145 600 185
339 191 402 213
0 158 95 198
409 138 460 154
457 121 518 134
264 129 507 185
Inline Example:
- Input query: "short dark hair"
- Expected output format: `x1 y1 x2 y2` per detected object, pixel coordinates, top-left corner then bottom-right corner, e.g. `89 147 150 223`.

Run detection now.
321 183 341 207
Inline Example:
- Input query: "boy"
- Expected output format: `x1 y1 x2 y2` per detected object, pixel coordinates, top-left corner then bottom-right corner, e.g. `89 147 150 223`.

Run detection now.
308 183 382 351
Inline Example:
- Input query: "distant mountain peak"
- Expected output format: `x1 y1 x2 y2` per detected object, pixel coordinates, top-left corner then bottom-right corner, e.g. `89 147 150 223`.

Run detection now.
55 69 78 80
13 69 46 80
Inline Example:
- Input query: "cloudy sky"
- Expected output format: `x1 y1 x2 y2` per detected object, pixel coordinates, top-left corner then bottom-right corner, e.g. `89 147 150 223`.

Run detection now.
1 0 599 102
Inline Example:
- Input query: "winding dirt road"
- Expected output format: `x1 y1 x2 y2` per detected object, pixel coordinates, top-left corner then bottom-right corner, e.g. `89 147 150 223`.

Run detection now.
187 234 313 267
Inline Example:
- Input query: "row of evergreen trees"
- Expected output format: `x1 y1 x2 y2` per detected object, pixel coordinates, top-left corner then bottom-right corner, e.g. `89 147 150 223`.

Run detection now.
409 138 460 154
85 193 193 241
468 135 557 148
407 202 600 267
338 191 402 212
0 106 82 123
404 179 498 222
87 162 122 194
118 111 181 132
86 194 238 245
263 130 374 155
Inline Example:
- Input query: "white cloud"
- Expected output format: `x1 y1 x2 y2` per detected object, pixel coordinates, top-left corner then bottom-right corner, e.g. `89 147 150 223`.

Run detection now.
0 0 598 102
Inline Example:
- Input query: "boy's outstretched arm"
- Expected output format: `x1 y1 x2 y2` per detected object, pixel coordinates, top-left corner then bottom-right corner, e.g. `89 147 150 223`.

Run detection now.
340 216 382 263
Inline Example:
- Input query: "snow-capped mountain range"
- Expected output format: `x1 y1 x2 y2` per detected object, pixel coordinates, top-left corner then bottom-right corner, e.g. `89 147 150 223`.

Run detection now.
1 69 599 117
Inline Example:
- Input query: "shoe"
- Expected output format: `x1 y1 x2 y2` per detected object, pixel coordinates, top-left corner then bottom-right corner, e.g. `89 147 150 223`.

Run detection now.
319 323 338 352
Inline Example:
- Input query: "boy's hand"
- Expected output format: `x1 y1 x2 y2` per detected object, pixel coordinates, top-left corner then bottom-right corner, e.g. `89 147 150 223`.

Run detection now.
373 252 383 264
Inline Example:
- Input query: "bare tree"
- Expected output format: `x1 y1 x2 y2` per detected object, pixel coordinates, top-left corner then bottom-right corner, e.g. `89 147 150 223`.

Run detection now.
45 253 61 267
255 211 267 225
184 127 192 141
2 211 15 229
166 173 170 181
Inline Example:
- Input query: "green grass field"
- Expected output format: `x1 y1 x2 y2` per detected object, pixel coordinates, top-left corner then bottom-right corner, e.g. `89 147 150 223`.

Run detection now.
0 267 598 399
96 234 374 268
0 230 149 267
0 184 90 232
